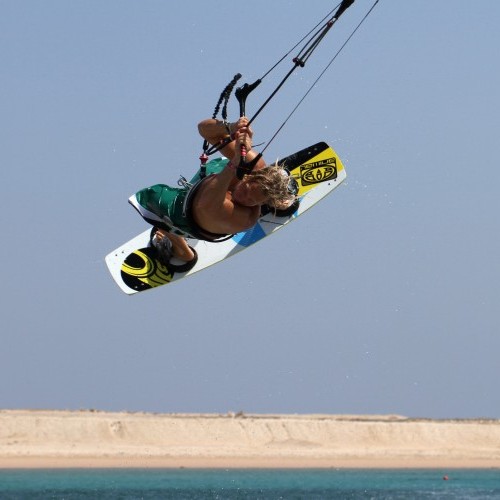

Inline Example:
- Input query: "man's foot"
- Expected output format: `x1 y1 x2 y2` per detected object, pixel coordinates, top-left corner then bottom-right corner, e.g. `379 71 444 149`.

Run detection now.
150 229 173 264
149 228 198 273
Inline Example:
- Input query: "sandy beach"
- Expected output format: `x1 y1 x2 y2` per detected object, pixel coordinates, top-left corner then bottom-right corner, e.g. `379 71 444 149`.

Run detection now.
1 410 499 469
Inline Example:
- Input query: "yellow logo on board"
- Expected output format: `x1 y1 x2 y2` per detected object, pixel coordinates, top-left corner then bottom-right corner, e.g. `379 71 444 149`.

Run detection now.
300 158 337 186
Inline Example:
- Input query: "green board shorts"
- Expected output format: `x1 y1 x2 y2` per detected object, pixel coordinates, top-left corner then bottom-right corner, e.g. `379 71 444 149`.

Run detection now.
128 157 229 238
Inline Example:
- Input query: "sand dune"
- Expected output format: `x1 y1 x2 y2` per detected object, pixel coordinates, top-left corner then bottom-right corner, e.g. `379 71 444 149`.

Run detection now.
1 410 499 468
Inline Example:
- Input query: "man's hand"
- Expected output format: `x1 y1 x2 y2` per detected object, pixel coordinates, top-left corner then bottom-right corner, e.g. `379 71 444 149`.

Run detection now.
233 117 253 157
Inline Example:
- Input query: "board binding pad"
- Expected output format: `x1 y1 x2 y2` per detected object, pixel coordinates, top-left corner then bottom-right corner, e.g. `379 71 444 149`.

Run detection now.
105 141 346 294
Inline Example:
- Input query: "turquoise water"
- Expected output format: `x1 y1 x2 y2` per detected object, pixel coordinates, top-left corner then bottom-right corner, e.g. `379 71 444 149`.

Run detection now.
0 469 499 499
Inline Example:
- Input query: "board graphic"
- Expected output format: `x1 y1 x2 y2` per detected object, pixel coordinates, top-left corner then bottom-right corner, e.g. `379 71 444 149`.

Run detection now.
105 142 346 294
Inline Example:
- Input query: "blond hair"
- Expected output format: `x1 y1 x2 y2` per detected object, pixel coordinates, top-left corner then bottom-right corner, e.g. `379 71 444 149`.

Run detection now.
245 164 297 209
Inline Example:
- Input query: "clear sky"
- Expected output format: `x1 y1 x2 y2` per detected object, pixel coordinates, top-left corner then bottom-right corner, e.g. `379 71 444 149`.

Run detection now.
1 0 499 419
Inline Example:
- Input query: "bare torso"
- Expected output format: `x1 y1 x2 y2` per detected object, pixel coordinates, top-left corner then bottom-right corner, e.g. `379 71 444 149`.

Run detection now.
191 174 261 235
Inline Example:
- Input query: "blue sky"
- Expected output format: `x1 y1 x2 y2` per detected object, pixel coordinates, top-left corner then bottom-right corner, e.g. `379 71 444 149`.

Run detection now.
1 0 499 418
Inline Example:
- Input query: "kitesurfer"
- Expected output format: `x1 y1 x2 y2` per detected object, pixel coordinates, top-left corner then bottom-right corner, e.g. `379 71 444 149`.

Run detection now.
129 117 297 270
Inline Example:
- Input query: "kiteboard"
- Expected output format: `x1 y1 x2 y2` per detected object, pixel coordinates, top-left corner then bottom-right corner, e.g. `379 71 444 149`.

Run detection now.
105 141 346 295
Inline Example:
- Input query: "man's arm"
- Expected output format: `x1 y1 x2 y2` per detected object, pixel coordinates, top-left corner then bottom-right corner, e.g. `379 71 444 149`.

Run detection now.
198 117 266 171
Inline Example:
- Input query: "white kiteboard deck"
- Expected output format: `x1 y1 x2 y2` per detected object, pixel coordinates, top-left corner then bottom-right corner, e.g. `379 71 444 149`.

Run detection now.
105 141 346 294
